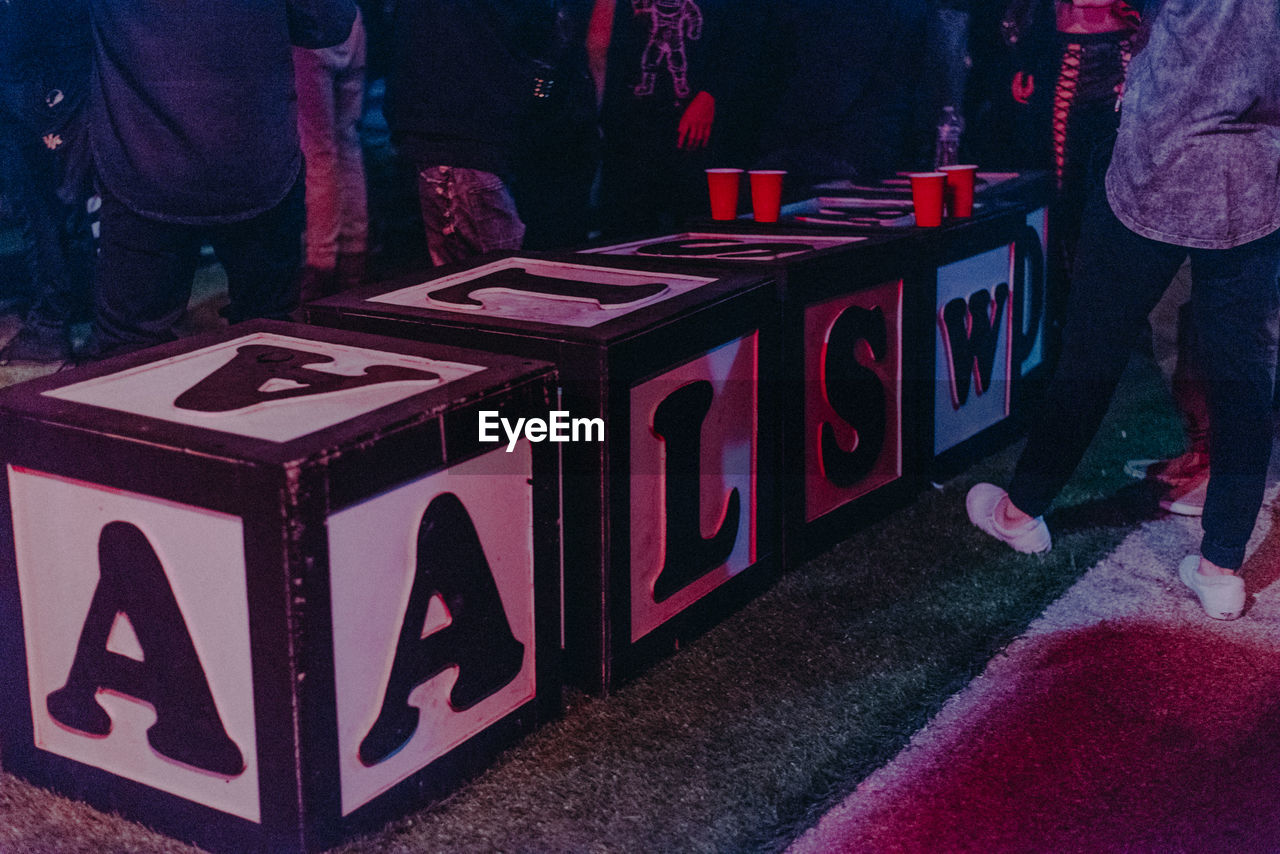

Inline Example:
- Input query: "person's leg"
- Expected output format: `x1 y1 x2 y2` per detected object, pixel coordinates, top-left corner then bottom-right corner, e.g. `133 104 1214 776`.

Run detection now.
598 116 677 239
215 176 305 324
0 133 95 363
294 44 341 281
1057 98 1121 274
416 166 523 267
514 157 597 251
87 188 200 359
1166 299 1211 464
597 144 650 239
26 145 94 336
1188 227 1280 572
1004 189 1187 518
333 15 369 288
2 145 74 361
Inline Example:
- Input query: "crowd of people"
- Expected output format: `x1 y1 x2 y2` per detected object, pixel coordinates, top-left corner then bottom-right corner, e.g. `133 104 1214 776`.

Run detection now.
2 2 1278 621
1 0 1053 367
968 0 1280 623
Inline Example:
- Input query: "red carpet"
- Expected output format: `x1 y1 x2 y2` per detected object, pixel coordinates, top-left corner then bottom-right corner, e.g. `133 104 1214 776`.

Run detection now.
792 496 1280 854
835 625 1280 852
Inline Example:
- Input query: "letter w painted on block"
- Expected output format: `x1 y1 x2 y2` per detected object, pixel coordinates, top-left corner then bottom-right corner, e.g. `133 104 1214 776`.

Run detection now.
938 282 1009 409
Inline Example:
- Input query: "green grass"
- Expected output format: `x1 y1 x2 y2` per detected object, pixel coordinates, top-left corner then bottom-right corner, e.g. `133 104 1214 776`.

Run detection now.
0 356 1186 853
329 358 1183 853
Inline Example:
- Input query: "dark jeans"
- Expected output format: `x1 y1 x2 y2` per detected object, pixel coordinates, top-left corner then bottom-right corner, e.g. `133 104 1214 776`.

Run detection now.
0 125 94 335
415 166 524 267
89 177 304 359
599 120 709 238
1009 187 1280 569
1054 99 1121 279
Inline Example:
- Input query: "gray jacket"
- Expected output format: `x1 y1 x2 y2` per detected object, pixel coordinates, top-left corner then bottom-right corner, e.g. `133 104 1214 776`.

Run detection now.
1105 0 1280 249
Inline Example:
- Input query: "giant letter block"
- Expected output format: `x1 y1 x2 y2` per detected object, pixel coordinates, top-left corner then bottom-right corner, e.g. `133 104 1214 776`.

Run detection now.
924 208 1045 475
0 321 560 853
584 228 923 563
306 253 778 693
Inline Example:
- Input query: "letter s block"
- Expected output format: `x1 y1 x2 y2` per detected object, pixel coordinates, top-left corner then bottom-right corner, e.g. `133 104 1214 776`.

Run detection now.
0 321 560 854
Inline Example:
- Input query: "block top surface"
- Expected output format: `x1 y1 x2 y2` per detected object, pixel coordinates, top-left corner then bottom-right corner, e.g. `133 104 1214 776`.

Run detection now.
580 231 871 262
0 321 552 464
308 251 775 344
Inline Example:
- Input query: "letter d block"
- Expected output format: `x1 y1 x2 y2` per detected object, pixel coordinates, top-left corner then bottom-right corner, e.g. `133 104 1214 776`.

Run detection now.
0 321 560 853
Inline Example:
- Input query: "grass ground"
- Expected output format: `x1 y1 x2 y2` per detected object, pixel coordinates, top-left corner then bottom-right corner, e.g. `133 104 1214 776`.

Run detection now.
0 94 1189 849
0 348 1185 853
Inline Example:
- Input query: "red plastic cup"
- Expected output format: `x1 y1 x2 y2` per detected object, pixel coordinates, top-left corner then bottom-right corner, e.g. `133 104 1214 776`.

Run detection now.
908 172 947 227
939 164 978 218
748 169 787 223
706 168 744 220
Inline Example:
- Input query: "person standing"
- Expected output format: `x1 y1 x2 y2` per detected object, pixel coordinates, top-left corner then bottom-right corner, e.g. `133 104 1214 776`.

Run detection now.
592 0 744 237
511 0 600 251
750 0 926 185
967 0 1280 621
0 0 95 365
85 0 356 360
294 7 370 301
386 1 562 266
1005 0 1142 277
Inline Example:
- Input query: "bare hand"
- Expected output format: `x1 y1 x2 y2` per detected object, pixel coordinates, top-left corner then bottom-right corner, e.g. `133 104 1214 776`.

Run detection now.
677 91 715 150
1011 71 1035 104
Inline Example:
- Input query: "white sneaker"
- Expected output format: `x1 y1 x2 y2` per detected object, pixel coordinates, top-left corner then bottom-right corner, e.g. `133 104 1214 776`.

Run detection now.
966 483 1052 554
1125 449 1209 486
1178 555 1244 620
1160 472 1208 517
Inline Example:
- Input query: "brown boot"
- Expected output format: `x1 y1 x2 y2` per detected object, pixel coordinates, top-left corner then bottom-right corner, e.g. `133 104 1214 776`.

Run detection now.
298 265 338 303
335 252 367 292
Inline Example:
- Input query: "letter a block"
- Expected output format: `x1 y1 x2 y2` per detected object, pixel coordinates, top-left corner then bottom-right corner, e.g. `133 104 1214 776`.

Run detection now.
0 321 561 853
306 253 780 693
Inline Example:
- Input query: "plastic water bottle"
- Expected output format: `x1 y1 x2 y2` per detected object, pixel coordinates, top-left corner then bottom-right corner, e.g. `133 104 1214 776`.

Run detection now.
934 105 963 170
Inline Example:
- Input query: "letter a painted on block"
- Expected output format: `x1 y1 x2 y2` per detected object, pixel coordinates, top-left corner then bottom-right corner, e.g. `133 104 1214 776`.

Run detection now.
358 493 524 767
821 305 888 488
45 522 244 776
173 344 440 412
939 283 1009 408
651 381 740 603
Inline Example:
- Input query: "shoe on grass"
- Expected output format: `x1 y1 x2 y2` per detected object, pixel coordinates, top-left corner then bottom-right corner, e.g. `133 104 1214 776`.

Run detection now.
1159 471 1208 517
1179 555 1244 620
0 326 71 366
1125 449 1209 486
966 483 1052 554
